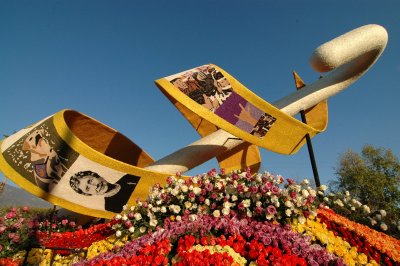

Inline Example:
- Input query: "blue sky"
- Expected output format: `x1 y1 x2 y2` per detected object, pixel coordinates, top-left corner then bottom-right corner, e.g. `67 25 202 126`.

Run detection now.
0 0 399 188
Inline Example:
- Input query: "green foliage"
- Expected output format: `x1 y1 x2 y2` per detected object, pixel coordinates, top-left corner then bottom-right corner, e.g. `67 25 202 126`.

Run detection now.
330 144 400 237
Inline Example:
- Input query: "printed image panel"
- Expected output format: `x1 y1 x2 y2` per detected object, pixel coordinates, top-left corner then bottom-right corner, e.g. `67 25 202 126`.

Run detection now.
167 65 276 137
55 155 140 213
1 117 141 213
2 117 79 192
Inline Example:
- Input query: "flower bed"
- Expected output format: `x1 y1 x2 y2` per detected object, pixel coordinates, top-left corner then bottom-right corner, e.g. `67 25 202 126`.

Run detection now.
1 169 400 265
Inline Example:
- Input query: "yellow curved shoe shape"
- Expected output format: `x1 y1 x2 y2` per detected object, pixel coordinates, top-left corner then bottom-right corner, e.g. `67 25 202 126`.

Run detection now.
0 110 175 218
155 64 324 173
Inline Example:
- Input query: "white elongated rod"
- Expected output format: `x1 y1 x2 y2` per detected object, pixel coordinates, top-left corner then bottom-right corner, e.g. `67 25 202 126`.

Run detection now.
146 24 388 174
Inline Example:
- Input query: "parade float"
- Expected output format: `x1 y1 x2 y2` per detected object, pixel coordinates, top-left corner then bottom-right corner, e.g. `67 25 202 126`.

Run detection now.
1 24 399 265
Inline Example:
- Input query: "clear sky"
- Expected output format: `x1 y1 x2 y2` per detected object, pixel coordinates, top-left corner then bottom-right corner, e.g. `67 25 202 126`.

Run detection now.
0 0 399 188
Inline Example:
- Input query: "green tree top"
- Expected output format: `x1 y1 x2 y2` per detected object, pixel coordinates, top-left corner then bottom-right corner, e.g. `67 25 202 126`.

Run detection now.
332 144 400 220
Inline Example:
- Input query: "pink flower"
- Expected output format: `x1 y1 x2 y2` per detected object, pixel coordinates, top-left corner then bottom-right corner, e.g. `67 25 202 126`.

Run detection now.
13 222 22 229
8 232 15 239
287 178 295 185
188 192 195 199
260 185 269 194
250 186 258 194
27 220 35 229
267 205 277 215
124 221 132 228
22 206 29 212
61 219 68 226
12 234 20 243
5 212 16 219
231 173 239 180
271 186 280 194
205 183 214 192
0 226 6 235
0 244 2 252
69 221 76 228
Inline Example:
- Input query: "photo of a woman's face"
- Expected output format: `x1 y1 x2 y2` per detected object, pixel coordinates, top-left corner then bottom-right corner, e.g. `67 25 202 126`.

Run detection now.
77 175 109 195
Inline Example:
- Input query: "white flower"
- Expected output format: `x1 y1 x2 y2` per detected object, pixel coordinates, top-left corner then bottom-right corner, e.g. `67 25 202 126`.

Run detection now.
256 201 262 207
274 201 280 208
169 205 181 214
301 189 309 198
310 190 316 197
231 195 238 202
319 185 328 191
285 209 292 217
302 179 309 185
213 210 221 218
298 216 306 224
149 219 158 227
205 199 210 206
380 223 388 231
247 210 252 217
176 215 182 221
192 176 198 184
128 227 135 233
193 187 201 195
115 230 122 237
171 188 179 196
134 213 142 221
323 197 329 202
222 208 230 216
130 206 136 211
115 214 122 220
265 214 273 220
122 214 128 221
242 199 251 208
140 227 146 233
370 219 377 226
375 214 382 221
223 201 231 208
334 199 344 207
345 191 350 197
380 210 387 217
215 182 223 190
351 207 355 211
285 201 293 208
160 206 167 213
181 185 188 193
189 214 197 222
122 205 127 211
185 202 192 209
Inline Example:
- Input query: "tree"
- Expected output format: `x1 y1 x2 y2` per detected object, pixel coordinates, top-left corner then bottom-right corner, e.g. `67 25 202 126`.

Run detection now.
331 144 400 220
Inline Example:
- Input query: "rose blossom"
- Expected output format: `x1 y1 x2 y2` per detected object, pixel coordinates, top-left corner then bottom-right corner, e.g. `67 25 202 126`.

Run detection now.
267 205 277 215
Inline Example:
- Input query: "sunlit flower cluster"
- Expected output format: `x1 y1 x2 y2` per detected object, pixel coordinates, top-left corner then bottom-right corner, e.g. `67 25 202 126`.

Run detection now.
291 216 378 266
79 214 341 265
318 208 400 265
112 169 322 239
